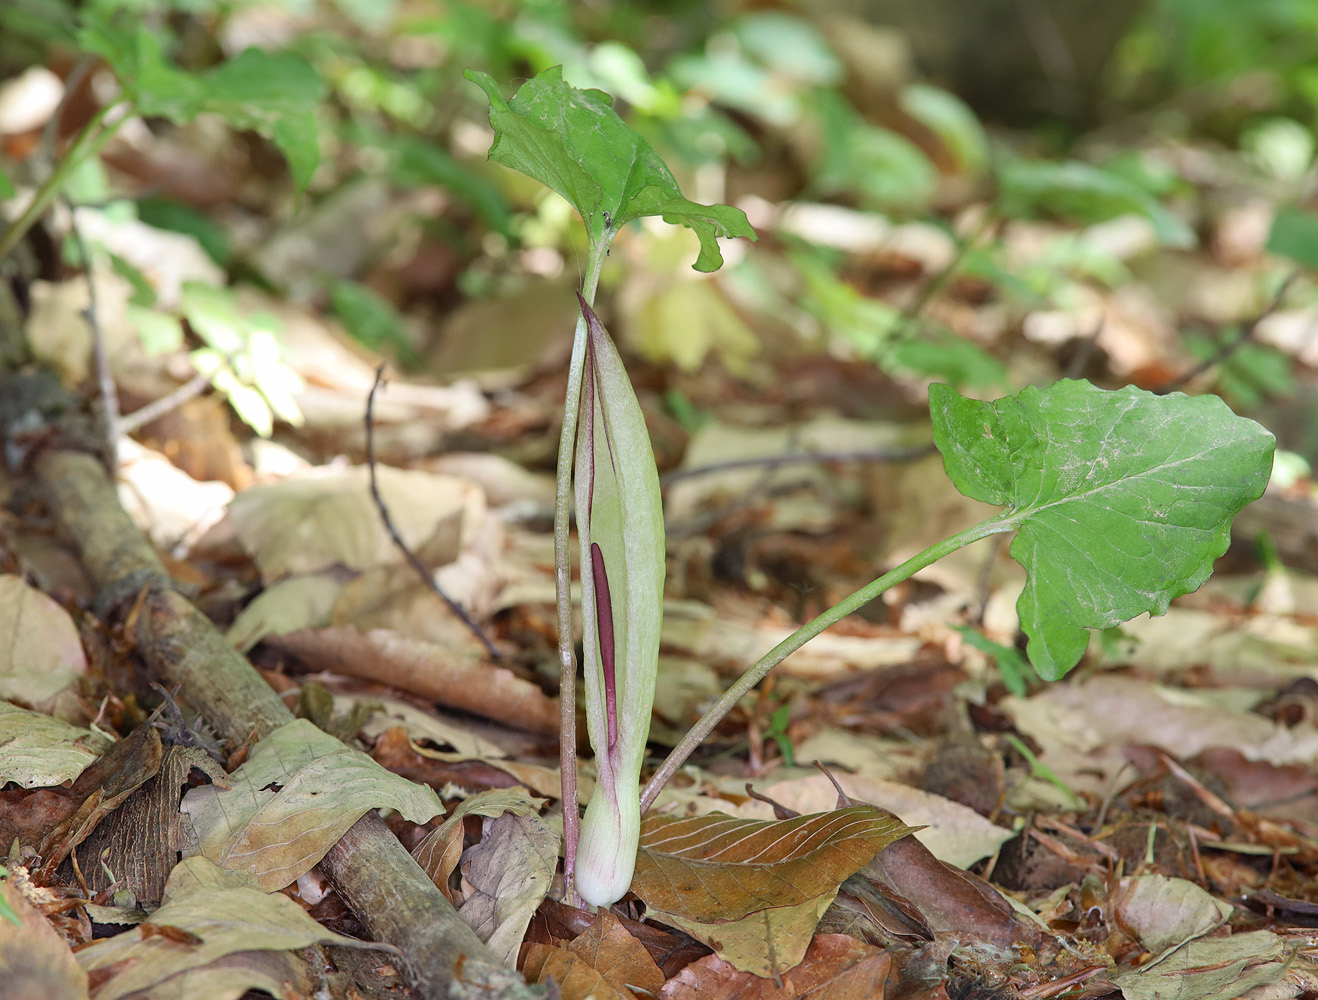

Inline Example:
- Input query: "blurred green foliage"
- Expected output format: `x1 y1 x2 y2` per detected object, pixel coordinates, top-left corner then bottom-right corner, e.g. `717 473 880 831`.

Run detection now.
1 0 1315 429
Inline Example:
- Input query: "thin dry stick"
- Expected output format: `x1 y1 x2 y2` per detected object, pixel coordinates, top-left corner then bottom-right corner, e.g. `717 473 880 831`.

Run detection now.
1156 272 1297 394
118 361 228 435
365 363 500 660
64 201 119 462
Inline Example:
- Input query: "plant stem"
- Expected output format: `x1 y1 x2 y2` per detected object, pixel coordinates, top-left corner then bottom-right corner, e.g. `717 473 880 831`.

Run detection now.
556 240 609 905
640 513 1016 811
0 102 126 264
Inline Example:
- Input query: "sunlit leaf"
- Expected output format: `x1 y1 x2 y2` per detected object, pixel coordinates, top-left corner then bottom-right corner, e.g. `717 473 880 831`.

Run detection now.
466 66 755 271
931 380 1275 679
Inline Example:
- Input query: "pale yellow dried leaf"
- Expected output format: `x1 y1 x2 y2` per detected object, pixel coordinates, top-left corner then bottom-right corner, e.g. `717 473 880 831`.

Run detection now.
0 701 111 788
182 719 442 891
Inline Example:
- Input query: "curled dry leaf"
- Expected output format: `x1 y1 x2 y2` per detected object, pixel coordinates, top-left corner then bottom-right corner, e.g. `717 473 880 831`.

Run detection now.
413 786 546 901
457 808 559 967
267 626 560 734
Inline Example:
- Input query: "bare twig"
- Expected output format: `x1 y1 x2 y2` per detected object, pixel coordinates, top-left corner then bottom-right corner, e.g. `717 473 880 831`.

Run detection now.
64 202 120 463
365 364 501 660
118 362 227 435
1156 273 1297 394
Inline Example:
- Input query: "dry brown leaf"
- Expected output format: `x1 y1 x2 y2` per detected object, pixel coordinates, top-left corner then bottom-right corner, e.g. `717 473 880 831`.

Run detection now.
1110 874 1232 956
522 943 633 1000
0 574 88 711
522 911 664 1000
1110 929 1295 1000
0 701 112 788
755 772 1012 869
413 787 546 900
658 933 894 1000
458 809 559 966
864 835 1044 953
633 807 917 923
226 465 472 579
656 889 837 977
268 626 560 734
0 870 89 1000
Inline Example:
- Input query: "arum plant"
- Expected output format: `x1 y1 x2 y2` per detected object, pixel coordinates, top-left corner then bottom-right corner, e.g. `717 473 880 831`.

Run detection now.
467 67 754 905
471 67 1278 910
572 295 665 906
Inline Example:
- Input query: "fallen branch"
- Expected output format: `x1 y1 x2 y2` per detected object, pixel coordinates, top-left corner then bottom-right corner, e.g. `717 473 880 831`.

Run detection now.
6 371 541 1000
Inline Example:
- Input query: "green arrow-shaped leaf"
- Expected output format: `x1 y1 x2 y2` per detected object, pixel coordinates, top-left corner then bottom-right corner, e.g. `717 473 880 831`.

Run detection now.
931 380 1274 679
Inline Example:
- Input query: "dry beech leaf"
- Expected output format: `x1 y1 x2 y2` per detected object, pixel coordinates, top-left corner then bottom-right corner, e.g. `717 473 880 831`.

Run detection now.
182 719 442 891
659 933 893 1000
524 910 666 999
76 857 367 1000
633 807 917 922
413 786 546 900
658 890 837 978
1111 929 1293 1000
521 944 632 1000
458 809 559 966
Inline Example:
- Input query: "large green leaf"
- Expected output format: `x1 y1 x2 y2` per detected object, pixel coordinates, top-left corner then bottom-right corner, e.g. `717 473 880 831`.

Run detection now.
931 380 1274 679
466 66 755 271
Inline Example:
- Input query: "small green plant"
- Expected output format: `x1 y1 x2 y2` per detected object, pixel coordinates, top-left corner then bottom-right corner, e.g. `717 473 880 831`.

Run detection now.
471 67 1276 909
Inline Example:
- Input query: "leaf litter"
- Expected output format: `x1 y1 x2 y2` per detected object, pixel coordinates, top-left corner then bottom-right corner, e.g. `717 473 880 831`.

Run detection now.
6 16 1318 1000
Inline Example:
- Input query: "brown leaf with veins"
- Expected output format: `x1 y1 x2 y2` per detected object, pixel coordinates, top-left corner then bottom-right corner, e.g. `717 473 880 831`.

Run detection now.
659 934 894 1000
633 807 916 922
523 911 665 1000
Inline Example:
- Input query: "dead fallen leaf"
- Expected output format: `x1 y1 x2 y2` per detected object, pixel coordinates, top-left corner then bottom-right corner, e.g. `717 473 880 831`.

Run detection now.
0 574 88 711
864 834 1045 953
75 857 368 1000
226 465 472 579
1111 929 1296 1000
0 701 111 788
0 870 89 1000
458 808 559 966
656 890 838 978
522 910 665 1000
634 807 916 923
413 786 546 900
182 719 443 891
755 772 1012 868
1110 874 1233 956
658 933 895 1000
268 626 560 734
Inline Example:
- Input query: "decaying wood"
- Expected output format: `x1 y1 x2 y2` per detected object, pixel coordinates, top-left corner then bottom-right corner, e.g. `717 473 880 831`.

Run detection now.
10 377 543 1000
